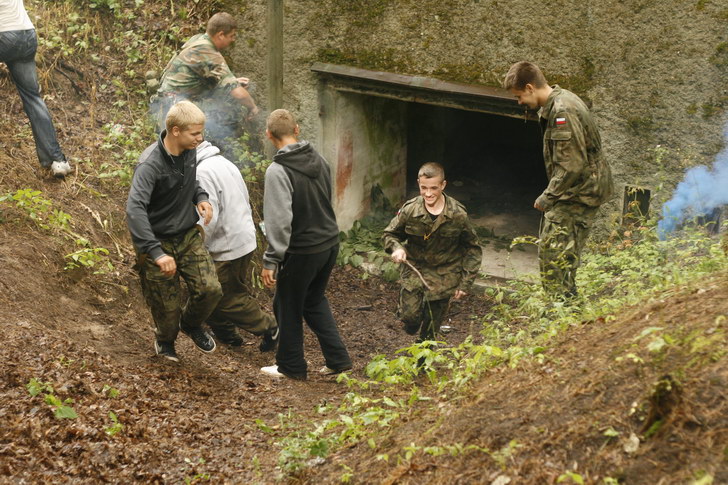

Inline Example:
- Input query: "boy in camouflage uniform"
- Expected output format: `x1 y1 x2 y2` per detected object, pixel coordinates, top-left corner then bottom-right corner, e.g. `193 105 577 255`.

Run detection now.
127 101 223 362
504 61 614 299
152 12 259 142
383 163 482 342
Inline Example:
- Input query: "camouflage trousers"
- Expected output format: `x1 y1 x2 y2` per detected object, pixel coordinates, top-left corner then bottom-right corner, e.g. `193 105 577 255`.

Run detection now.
399 287 450 342
539 202 598 299
137 226 222 343
207 252 277 338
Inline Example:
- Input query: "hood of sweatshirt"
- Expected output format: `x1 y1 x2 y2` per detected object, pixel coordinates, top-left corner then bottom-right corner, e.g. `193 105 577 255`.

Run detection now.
196 140 220 164
273 141 321 178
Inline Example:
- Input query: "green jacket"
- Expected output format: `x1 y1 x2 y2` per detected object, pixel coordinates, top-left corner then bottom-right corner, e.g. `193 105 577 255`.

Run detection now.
382 194 482 300
536 85 614 210
158 33 238 99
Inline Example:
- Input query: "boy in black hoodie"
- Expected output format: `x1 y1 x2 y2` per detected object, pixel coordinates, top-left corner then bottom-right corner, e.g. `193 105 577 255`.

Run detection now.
260 109 351 380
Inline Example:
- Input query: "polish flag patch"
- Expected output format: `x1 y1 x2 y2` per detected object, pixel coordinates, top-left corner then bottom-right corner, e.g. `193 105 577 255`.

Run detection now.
555 117 567 125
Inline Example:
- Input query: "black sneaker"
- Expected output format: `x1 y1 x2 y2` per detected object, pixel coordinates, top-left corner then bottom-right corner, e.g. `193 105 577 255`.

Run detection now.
259 326 279 352
211 327 244 347
154 340 179 362
180 324 216 353
319 365 352 375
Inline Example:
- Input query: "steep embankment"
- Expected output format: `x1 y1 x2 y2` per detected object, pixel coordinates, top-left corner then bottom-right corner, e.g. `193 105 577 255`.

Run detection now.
306 274 728 484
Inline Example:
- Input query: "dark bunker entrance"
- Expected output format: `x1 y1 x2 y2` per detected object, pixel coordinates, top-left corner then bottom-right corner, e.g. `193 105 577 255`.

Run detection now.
407 102 545 239
314 63 546 282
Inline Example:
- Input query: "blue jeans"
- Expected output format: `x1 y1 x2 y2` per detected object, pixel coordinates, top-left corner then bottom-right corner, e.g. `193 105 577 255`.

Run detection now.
0 29 65 167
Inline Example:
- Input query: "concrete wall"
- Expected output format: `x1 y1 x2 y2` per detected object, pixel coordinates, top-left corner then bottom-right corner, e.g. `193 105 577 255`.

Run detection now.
230 0 728 226
319 88 407 228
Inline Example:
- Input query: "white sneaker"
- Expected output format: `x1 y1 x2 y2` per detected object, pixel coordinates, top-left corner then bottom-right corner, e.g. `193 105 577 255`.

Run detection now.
261 365 285 377
50 160 72 178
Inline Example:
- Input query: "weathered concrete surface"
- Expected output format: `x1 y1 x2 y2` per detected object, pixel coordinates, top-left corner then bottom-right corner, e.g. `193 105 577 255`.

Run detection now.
230 0 728 227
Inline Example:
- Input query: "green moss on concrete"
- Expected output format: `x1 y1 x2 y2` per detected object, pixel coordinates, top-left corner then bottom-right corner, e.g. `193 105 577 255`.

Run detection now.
545 57 597 100
431 63 500 85
711 42 728 68
327 0 391 28
626 115 656 135
701 95 727 119
316 47 415 74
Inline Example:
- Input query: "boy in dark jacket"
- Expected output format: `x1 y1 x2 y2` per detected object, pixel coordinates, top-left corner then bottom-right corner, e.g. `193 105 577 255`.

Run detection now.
260 109 351 380
126 100 222 361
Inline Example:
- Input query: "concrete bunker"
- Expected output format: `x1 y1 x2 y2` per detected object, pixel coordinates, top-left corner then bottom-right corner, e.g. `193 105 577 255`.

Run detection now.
313 63 547 281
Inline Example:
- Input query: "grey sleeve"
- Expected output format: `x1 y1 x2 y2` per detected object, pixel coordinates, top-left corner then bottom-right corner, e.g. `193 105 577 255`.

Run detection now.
194 179 209 205
262 163 293 271
126 163 165 261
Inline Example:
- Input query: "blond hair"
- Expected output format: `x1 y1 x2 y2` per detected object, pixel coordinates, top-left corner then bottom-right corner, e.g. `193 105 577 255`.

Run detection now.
503 61 548 91
266 109 297 139
417 162 445 181
165 100 205 131
206 12 237 36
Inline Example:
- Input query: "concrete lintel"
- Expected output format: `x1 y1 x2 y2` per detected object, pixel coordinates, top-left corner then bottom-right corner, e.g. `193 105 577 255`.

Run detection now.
311 62 536 120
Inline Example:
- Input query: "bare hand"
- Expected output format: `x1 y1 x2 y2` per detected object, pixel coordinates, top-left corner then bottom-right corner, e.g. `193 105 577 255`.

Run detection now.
533 199 545 212
453 290 466 300
246 105 260 121
155 254 176 277
262 268 276 288
391 248 407 263
237 77 250 87
198 201 213 225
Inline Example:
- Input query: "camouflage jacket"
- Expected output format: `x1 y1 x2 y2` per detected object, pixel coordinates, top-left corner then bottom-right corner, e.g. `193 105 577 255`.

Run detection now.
536 85 614 210
158 33 239 99
382 194 482 300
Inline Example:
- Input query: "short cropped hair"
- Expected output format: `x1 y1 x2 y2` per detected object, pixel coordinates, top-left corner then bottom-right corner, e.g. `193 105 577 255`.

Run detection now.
266 109 297 139
417 162 445 181
166 100 206 131
206 12 237 36
503 61 548 91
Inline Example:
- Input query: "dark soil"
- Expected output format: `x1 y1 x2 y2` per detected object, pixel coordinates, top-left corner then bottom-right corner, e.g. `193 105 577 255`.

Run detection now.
0 210 490 483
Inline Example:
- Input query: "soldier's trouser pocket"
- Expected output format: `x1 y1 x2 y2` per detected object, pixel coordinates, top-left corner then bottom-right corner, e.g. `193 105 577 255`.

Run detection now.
139 255 182 342
539 208 593 297
172 228 222 329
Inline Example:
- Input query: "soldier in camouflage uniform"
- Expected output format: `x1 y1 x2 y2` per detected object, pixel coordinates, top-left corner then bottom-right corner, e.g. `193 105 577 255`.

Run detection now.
127 101 223 362
504 61 614 299
382 163 482 342
152 12 259 143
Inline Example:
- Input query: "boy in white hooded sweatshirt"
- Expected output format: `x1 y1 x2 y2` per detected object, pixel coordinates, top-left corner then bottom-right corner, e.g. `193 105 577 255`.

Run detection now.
196 141 278 351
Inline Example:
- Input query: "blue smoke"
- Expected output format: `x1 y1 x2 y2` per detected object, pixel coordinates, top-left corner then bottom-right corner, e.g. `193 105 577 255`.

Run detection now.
658 121 728 239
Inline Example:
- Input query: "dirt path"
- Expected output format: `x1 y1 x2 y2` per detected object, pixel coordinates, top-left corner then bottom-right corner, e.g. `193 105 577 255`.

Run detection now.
0 225 492 483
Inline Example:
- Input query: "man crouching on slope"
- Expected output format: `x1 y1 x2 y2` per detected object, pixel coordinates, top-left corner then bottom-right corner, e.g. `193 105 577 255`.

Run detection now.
259 109 352 380
126 100 222 362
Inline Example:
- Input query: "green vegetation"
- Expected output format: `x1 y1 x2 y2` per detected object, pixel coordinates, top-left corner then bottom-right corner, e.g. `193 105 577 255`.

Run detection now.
266 216 728 476
337 216 399 281
0 189 114 275
26 378 78 419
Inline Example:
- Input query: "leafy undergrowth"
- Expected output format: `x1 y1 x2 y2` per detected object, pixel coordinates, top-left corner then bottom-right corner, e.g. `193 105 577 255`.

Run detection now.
278 226 728 484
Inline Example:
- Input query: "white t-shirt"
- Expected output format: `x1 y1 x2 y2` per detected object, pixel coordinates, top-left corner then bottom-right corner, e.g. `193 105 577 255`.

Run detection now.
0 0 34 32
